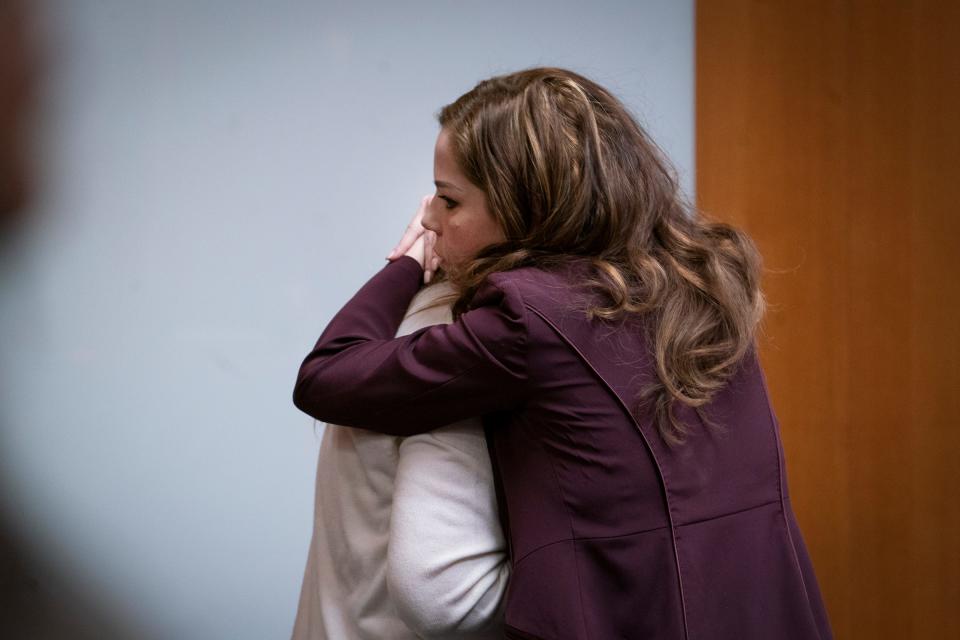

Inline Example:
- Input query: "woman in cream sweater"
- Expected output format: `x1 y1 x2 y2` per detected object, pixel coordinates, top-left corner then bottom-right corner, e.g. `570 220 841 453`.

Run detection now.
291 252 510 640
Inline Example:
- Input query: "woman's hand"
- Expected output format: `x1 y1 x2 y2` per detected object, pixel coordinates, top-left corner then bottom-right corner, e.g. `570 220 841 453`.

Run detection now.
386 195 441 284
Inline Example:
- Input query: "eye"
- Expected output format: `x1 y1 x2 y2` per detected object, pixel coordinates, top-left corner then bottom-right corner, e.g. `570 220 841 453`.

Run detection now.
437 195 458 210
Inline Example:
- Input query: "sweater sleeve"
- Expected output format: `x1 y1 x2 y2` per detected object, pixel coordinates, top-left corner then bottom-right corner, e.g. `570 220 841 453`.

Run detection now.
386 421 510 639
292 256 529 436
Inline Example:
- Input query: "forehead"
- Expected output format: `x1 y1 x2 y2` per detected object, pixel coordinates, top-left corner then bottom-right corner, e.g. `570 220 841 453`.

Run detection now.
433 127 454 159
433 128 464 177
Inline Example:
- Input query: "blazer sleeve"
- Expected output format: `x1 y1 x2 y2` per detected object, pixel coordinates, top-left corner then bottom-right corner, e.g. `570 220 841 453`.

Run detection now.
292 256 529 436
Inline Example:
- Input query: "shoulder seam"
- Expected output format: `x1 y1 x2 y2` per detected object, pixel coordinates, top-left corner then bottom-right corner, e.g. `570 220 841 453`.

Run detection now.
488 276 532 401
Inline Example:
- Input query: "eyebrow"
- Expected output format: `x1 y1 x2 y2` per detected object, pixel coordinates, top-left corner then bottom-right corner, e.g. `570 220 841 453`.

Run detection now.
434 180 463 192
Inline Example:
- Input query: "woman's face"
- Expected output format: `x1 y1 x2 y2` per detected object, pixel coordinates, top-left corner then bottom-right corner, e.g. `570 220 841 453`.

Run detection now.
422 127 505 268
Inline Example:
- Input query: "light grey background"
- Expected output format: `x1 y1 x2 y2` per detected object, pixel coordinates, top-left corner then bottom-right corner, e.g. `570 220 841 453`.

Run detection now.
0 1 693 638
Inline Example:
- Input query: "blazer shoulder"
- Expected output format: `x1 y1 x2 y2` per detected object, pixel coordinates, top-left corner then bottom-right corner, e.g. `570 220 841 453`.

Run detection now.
485 262 596 314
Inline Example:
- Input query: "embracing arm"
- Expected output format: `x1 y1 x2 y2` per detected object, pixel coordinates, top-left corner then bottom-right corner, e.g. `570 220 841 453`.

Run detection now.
292 256 529 436
386 421 510 638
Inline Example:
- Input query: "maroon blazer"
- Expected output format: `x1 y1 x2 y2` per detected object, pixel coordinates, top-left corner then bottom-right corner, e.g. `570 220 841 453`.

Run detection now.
293 255 833 640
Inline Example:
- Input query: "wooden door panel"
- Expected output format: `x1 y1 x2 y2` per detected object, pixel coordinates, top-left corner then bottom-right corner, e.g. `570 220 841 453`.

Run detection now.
696 2 959 637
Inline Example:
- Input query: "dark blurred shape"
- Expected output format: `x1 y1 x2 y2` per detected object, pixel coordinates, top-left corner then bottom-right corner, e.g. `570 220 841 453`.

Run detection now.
0 2 137 637
0 525 143 639
0 0 36 230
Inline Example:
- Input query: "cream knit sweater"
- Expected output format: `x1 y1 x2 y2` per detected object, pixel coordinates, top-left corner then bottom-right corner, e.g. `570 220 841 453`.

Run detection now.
291 278 510 640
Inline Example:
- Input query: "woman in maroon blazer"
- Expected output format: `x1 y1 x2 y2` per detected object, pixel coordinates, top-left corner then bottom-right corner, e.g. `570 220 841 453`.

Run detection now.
293 67 833 640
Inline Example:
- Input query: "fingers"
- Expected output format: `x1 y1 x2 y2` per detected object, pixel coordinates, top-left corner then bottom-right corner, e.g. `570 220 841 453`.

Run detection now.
423 230 437 283
387 195 432 261
410 232 425 264
387 225 421 261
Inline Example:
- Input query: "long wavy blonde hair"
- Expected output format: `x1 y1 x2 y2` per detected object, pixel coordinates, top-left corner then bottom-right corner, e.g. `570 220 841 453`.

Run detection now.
426 67 765 446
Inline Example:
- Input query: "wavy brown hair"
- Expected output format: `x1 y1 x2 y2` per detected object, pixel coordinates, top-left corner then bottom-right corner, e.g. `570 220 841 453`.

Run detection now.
427 67 765 446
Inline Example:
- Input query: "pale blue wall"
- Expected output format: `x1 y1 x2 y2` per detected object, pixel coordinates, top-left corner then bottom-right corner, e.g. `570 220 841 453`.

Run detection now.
0 1 693 638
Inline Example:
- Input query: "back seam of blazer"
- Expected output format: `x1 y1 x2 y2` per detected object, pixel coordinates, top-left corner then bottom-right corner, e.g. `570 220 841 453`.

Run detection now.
510 493 783 572
537 404 591 639
511 523 672 569
524 303 691 640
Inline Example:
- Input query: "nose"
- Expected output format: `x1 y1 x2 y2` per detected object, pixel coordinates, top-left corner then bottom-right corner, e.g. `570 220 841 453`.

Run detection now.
421 196 440 234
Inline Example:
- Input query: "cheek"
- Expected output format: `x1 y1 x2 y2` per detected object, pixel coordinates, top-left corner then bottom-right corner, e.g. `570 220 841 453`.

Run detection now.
475 218 504 247
438 213 501 263
438 221 472 260
445 219 465 243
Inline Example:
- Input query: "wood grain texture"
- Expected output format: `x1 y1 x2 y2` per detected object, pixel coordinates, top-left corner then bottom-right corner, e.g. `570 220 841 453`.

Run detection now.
696 1 959 637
